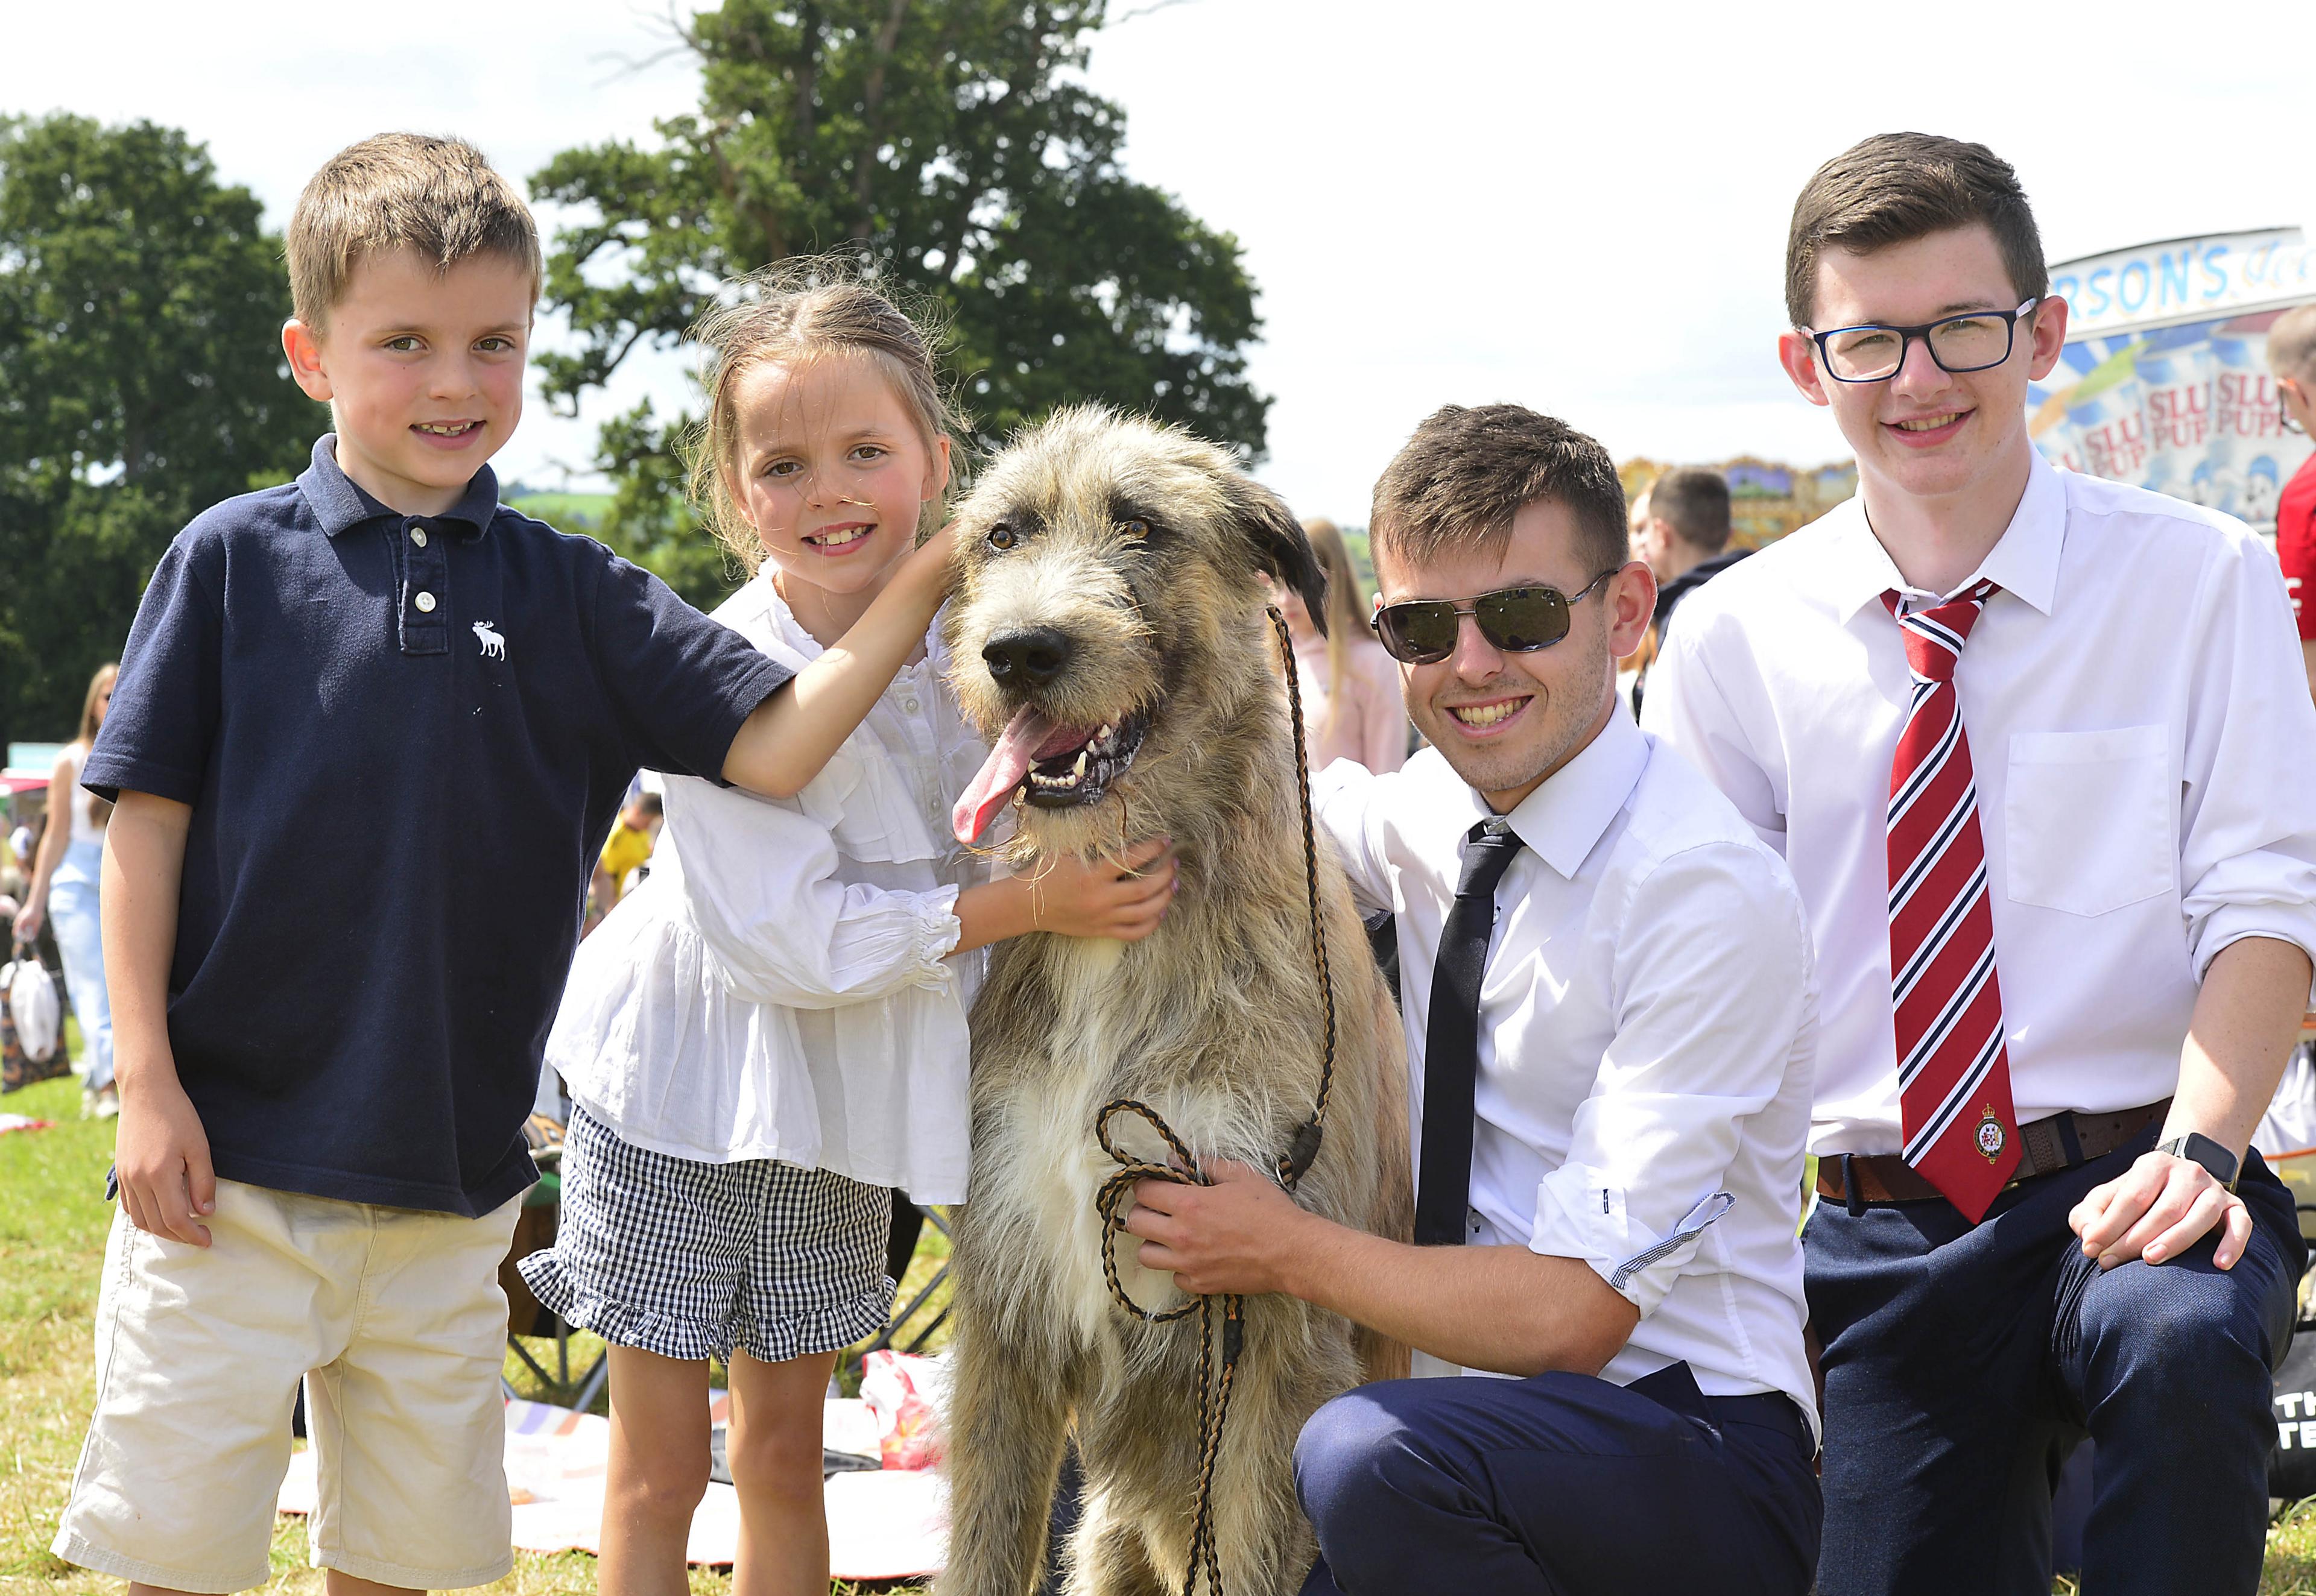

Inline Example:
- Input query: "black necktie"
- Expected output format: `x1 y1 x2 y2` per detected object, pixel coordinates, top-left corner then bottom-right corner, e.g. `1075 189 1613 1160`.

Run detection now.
1416 819 1525 1246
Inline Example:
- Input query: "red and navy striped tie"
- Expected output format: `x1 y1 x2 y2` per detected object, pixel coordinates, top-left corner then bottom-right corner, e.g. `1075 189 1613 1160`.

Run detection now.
1884 583 2020 1222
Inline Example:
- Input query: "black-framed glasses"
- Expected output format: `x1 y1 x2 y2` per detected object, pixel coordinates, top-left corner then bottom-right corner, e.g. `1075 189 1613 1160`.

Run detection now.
1806 298 2040 383
1370 571 1619 665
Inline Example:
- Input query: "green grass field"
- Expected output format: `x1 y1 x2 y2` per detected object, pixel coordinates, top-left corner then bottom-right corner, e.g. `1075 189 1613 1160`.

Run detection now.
0 1071 935 1593
5 1068 2316 1593
505 492 615 533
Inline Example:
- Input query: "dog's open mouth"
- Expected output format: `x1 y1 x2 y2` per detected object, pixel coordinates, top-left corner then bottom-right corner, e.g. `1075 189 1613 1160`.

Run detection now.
953 708 1150 844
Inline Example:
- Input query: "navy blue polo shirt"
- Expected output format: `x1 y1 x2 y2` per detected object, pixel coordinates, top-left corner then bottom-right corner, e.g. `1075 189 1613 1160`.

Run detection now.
84 435 792 1216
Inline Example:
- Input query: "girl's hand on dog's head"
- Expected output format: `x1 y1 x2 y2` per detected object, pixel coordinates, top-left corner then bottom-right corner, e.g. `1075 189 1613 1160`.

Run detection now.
1037 836 1178 942
899 520 960 600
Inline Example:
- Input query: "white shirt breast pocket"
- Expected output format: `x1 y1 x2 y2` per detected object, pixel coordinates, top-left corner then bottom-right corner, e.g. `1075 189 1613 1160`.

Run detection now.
2004 725 2175 916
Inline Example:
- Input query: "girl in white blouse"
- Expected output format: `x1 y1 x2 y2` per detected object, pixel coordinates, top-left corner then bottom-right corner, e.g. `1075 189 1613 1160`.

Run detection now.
520 272 1177 1595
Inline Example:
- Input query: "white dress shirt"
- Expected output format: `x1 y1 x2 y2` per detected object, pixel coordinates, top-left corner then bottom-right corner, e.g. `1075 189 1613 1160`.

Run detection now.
1317 707 1820 1438
1642 452 2316 1157
548 575 993 1202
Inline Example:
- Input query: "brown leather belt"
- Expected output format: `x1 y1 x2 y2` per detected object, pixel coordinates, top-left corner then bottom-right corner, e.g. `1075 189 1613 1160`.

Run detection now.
1814 1099 2171 1206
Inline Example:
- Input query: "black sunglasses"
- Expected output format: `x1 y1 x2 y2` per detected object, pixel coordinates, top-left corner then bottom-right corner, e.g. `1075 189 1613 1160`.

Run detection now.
1370 571 1619 665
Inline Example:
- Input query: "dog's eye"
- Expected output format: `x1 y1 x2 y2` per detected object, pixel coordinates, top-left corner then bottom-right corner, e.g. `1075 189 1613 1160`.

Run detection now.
987 523 1018 552
1116 518 1150 544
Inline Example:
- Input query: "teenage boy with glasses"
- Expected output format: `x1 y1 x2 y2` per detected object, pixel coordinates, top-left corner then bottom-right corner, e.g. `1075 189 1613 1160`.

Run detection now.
1644 131 2316 1596
1123 403 1824 1596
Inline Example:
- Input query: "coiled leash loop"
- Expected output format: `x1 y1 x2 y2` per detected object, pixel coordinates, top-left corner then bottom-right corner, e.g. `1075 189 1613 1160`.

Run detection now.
1090 605 1338 1596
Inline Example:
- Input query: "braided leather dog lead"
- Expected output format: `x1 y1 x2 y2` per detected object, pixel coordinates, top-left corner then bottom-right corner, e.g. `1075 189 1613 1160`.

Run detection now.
1093 604 1339 1596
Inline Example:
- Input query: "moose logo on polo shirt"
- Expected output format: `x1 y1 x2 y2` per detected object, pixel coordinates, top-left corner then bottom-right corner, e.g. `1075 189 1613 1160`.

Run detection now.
472 622 507 660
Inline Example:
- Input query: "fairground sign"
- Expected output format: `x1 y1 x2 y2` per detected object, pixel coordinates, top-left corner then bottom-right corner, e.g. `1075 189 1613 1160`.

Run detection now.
2050 229 2316 341
2030 228 2315 536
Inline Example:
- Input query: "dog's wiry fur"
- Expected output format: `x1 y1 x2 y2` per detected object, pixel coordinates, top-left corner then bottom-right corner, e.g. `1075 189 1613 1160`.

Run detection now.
937 408 1410 1596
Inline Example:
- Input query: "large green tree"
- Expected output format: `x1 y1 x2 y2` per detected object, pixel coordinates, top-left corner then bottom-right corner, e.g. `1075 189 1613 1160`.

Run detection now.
534 0 1268 607
0 115 319 750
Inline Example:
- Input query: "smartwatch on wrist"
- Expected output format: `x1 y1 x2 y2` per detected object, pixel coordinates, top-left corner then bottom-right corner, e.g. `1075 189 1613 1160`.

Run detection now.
2154 1131 2240 1191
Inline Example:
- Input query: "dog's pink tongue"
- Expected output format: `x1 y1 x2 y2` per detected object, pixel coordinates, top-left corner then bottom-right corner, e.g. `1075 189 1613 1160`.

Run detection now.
954 708 1056 844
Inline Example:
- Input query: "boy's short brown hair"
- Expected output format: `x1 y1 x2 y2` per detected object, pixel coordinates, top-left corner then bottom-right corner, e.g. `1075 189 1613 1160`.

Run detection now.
1785 133 2047 328
1648 466 1733 555
286 133 542 330
1370 405 1628 581
2270 304 2316 386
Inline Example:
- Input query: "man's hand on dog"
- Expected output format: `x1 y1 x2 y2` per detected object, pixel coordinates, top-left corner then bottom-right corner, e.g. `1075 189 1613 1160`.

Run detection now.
1126 1162 1315 1296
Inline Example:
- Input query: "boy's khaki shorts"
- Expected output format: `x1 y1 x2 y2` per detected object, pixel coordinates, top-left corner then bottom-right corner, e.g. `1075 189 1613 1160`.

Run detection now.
54 1179 523 1593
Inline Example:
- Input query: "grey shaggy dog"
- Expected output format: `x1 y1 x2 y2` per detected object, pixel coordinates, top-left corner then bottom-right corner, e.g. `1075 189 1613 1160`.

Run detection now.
936 406 1410 1596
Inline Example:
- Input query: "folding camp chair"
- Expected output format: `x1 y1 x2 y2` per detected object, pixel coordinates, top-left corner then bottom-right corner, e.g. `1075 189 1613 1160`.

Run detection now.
864 1200 952 1356
500 1139 611 1413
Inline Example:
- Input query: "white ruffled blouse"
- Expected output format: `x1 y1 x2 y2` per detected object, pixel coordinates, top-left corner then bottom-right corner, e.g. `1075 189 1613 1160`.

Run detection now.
547 573 994 1203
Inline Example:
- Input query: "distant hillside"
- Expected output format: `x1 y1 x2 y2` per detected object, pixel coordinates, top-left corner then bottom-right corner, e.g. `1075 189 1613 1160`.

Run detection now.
508 491 615 532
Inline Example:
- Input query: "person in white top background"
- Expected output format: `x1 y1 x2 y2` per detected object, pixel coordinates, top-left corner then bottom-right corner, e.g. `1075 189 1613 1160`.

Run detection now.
1275 517 1410 774
1127 403 1823 1596
519 271 1179 1596
11 661 118 1117
1644 133 2316 1596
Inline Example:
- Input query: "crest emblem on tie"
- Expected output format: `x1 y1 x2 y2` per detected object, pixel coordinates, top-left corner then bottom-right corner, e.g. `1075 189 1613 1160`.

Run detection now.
1976 1105 2007 1162
472 621 506 660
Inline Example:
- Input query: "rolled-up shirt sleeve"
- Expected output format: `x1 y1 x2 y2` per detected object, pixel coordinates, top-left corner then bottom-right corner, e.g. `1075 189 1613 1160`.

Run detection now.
1530 841 1815 1317
663 774 962 1010
1312 759 1393 914
2179 535 2316 989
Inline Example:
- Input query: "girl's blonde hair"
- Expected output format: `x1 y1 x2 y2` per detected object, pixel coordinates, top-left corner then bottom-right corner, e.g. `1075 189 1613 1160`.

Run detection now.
76 662 118 827
76 662 117 748
1301 520 1370 737
685 260 966 576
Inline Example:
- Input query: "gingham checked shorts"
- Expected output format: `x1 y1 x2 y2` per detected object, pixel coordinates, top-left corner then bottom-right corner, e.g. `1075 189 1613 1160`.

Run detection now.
518 1107 895 1364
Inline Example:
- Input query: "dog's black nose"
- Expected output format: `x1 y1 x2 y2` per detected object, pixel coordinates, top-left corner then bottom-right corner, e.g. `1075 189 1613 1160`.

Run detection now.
983 627 1072 686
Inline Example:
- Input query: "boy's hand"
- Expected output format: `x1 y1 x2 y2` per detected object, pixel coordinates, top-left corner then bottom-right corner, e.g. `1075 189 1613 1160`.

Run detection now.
115 1073 217 1247
1030 836 1178 941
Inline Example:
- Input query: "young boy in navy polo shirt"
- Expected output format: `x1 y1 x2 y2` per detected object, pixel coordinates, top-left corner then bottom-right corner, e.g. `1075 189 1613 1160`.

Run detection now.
51 133 955 1595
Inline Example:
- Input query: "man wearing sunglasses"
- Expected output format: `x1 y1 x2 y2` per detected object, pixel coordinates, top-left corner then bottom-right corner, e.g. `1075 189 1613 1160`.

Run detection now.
1124 403 1824 1595
1644 132 2316 1596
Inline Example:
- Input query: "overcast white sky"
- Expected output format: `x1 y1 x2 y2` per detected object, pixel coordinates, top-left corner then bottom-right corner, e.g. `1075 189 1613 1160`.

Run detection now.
7 0 2314 522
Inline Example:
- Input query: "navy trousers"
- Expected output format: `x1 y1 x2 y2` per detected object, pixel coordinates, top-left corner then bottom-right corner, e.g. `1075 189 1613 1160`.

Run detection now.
1806 1132 2305 1596
1293 1360 1821 1595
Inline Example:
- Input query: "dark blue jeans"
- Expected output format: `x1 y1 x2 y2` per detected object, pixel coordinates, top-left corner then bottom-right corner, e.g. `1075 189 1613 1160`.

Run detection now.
1293 1361 1821 1595
1806 1135 2305 1596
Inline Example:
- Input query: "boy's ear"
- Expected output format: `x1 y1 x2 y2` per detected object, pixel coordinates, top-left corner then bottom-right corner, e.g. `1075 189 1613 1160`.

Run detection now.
1233 479 1329 637
1776 330 1829 409
283 319 333 403
2025 294 2069 381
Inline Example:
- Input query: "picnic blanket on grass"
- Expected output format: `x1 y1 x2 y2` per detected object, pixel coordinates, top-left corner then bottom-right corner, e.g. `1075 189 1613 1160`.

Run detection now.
276 1395 947 1577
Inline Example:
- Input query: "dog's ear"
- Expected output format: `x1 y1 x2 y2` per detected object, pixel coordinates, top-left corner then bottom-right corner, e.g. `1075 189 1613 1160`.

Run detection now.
1235 481 1330 638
